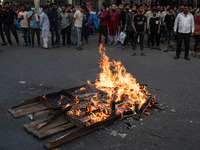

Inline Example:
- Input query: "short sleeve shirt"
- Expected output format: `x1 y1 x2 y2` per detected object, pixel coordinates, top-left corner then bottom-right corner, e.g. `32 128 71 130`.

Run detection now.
149 17 160 33
74 10 83 28
164 14 175 30
133 14 147 31
18 11 29 28
28 11 40 28
83 10 90 24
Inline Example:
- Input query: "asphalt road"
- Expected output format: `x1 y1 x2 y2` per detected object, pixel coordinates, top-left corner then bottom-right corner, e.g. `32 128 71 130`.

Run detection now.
0 33 200 150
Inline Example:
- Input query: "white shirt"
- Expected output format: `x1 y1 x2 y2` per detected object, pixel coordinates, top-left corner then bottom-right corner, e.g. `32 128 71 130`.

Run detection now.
174 12 195 33
74 10 83 28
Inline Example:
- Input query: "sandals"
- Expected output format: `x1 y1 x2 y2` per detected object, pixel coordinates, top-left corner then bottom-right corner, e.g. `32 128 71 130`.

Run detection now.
193 53 197 57
132 52 136 56
141 53 146 56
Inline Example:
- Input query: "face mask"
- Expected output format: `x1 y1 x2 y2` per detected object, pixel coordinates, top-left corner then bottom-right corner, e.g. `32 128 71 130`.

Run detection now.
31 8 35 11
126 8 129 11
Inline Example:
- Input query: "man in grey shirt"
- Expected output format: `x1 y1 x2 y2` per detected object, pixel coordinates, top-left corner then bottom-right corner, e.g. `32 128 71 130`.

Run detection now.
123 4 137 49
60 5 71 46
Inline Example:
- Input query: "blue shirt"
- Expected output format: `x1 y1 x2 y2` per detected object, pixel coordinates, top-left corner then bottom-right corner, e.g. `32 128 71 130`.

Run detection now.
83 10 90 24
28 10 40 28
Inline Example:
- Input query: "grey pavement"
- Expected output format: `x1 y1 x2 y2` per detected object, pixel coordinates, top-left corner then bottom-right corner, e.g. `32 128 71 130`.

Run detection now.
0 33 200 150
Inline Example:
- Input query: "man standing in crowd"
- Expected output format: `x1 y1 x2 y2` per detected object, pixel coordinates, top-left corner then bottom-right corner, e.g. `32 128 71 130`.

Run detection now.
73 6 85 50
48 3 59 48
2 2 20 47
82 5 90 45
176 4 184 16
40 6 51 49
18 4 30 46
145 4 157 48
97 4 109 45
60 5 71 46
149 9 160 50
71 6 76 46
120 3 129 32
164 7 175 46
38 5 43 17
123 4 136 49
132 5 147 56
174 4 194 60
28 4 40 47
193 9 200 57
108 4 119 44
0 5 6 46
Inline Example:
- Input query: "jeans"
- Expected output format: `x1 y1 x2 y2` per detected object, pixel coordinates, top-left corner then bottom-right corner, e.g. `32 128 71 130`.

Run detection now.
50 27 59 46
82 25 89 43
71 30 76 45
160 25 167 41
75 27 82 48
0 26 5 43
133 31 145 50
30 28 40 46
123 31 134 47
194 35 200 52
61 26 71 45
21 28 30 44
150 32 160 47
146 29 151 46
176 33 190 57
4 24 19 45
167 30 173 43
99 26 108 44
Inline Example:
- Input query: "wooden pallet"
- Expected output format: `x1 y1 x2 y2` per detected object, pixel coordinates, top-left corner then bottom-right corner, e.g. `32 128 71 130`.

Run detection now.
8 97 55 118
8 84 156 149
9 96 121 149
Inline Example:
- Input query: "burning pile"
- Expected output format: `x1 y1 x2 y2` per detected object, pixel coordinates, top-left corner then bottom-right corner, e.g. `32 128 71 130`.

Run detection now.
41 43 158 126
55 43 154 125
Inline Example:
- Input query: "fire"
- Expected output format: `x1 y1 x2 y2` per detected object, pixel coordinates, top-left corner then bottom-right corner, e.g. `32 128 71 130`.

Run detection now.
67 43 151 125
42 95 47 100
90 43 149 109
58 95 64 106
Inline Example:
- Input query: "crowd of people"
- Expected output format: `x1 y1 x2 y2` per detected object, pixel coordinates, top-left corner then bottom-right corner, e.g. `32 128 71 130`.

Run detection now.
0 2 200 60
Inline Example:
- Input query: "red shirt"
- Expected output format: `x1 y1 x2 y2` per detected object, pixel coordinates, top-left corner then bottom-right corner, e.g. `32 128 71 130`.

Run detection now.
97 11 109 26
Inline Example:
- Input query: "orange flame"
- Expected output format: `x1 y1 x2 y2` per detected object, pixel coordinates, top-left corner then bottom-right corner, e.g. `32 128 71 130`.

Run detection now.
90 43 148 108
68 43 151 125
58 95 64 106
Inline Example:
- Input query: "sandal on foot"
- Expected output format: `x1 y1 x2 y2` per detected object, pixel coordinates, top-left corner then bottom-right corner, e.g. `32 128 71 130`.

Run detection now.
141 53 146 56
132 52 136 56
